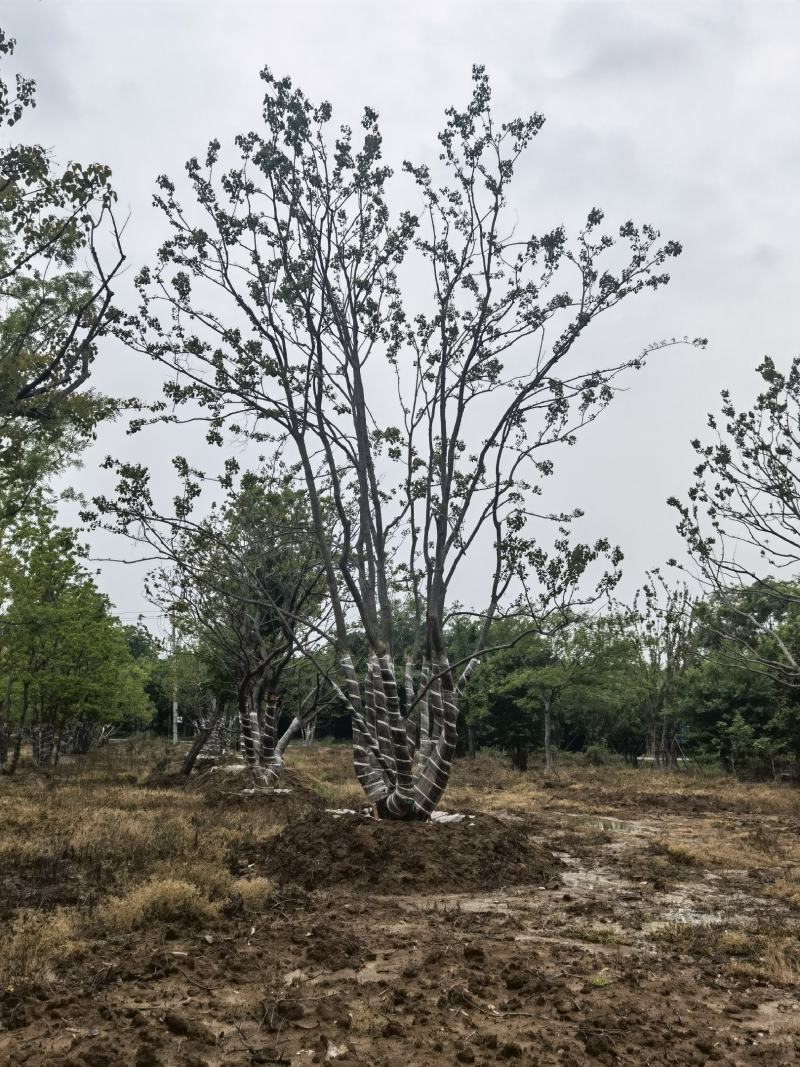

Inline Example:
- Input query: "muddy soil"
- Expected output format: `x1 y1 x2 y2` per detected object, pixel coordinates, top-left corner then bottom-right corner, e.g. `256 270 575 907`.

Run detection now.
234 811 562 893
191 769 325 816
2 763 800 1066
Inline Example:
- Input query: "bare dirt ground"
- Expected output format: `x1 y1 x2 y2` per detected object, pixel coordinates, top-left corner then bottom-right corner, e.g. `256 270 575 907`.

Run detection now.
2 742 800 1066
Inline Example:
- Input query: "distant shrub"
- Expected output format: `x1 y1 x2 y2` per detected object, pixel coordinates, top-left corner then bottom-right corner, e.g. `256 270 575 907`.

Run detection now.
583 744 622 767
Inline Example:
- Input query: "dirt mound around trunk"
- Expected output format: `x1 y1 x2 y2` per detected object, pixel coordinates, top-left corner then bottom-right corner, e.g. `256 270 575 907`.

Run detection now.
189 766 324 811
236 810 561 893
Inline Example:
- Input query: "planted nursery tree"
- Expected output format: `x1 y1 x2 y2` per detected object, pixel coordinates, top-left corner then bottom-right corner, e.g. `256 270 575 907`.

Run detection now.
126 66 699 816
95 464 328 782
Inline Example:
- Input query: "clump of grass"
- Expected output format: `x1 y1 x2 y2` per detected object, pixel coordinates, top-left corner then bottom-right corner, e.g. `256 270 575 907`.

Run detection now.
228 876 274 912
0 909 74 990
299 776 365 808
652 921 723 956
655 836 774 871
563 925 625 945
655 842 703 867
96 878 219 933
152 859 235 900
71 810 198 869
0 836 65 866
767 868 800 907
726 933 800 987
653 920 800 986
759 938 800 986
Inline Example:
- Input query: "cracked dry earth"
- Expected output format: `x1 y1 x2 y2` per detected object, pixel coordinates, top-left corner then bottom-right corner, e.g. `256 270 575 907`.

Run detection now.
2 763 800 1066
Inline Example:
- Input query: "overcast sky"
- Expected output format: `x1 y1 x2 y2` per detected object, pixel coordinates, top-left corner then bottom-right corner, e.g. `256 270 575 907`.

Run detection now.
6 0 800 637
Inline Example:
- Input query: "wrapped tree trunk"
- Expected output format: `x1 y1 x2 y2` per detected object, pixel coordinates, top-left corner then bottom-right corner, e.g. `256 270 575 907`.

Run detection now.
202 705 230 757
337 652 478 820
237 685 263 775
264 700 320 785
259 690 279 766
230 682 310 787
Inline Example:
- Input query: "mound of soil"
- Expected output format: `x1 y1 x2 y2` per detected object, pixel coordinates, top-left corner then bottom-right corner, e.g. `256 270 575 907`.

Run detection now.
191 769 325 817
237 810 561 893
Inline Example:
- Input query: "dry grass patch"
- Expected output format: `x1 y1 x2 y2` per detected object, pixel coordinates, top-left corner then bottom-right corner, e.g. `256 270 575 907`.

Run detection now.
766 867 800 908
228 876 274 912
0 835 66 866
0 909 75 990
652 920 800 987
757 937 800 986
562 924 626 945
96 878 219 933
149 859 236 900
70 809 199 868
291 745 366 808
653 920 728 956
728 935 800 987
655 836 781 871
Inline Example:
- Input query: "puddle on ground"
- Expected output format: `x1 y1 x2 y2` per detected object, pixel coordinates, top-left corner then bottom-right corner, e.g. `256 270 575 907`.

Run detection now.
558 811 657 835
642 908 725 932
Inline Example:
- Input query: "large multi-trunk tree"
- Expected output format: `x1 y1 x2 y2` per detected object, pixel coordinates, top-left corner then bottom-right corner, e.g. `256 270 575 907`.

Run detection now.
126 66 699 816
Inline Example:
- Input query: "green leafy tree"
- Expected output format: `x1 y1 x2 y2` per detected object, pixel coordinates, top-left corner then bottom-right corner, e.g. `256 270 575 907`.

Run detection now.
675 589 800 777
670 357 800 686
0 506 151 771
0 29 124 526
624 574 697 766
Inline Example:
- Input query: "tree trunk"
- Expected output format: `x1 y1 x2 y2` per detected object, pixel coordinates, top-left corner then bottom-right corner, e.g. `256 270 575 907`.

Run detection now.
32 722 54 768
338 652 478 819
259 689 279 765
237 686 263 775
204 703 229 756
0 673 12 769
6 682 29 775
543 694 554 775
466 720 476 760
182 696 223 778
511 744 528 772
264 710 314 785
